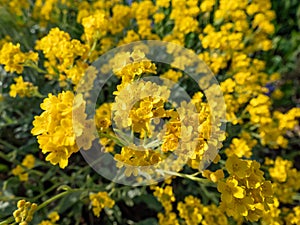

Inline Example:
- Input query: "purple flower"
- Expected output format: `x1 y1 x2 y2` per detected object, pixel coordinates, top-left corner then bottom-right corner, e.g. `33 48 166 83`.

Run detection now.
265 83 275 96
126 0 133 5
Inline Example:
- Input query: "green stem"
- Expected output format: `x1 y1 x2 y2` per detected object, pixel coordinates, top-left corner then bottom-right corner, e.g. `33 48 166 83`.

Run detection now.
32 90 46 98
98 132 126 147
25 61 47 74
157 170 211 184
0 216 14 225
87 40 98 60
31 183 61 202
35 189 82 211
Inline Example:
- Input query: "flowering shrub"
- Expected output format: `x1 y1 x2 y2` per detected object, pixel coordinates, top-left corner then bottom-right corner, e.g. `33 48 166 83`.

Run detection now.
0 0 300 224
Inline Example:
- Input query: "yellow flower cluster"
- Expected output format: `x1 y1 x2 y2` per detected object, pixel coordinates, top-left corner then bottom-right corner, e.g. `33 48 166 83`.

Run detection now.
112 75 211 176
285 206 300 225
31 91 95 168
81 12 109 43
261 197 282 225
202 169 224 183
115 145 162 177
1 0 29 16
218 155 273 221
177 196 229 225
89 192 115 217
160 69 183 83
202 204 228 225
162 0 199 44
177 195 203 225
95 102 115 153
151 185 179 224
95 103 112 131
131 1 158 40
111 49 157 93
225 131 257 158
9 76 39 98
259 108 300 149
152 184 229 225
261 197 300 225
0 42 38 74
2 0 298 223
35 28 89 86
267 157 300 204
188 91 224 170
77 1 132 57
13 200 37 225
32 0 69 25
12 154 35 182
112 80 170 134
38 211 60 225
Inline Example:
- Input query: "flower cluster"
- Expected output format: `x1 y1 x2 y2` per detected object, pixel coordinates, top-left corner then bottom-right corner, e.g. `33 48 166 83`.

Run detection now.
38 211 60 225
0 42 38 74
1 0 299 224
13 200 37 224
151 185 179 224
9 76 39 98
267 157 300 203
12 154 35 182
35 28 89 86
31 91 95 168
177 195 203 225
89 192 115 217
218 155 273 221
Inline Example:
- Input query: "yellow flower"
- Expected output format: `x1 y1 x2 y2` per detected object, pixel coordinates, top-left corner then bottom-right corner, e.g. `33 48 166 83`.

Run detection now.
0 42 38 74
21 154 35 169
219 196 254 218
271 89 284 100
32 91 95 168
12 165 28 182
225 137 253 158
200 0 216 13
81 12 109 43
118 30 140 45
261 197 283 225
9 76 38 98
269 157 291 183
89 192 115 217
247 94 272 124
13 200 37 224
220 78 235 93
160 69 183 83
218 178 245 202
153 13 165 23
158 212 179 225
219 156 273 221
268 157 300 204
151 185 176 213
225 154 249 179
114 145 162 176
156 0 170 8
177 196 203 225
12 154 35 181
38 211 60 225
285 206 300 225
202 169 224 183
48 211 59 223
202 204 228 225
35 28 88 85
